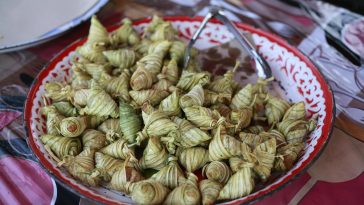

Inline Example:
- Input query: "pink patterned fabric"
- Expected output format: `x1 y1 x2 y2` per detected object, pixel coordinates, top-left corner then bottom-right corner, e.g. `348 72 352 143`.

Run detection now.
300 173 364 205
0 156 56 205
0 111 22 130
257 173 312 205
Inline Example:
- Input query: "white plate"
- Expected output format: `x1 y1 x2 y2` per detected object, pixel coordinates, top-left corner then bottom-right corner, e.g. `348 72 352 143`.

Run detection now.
0 0 108 53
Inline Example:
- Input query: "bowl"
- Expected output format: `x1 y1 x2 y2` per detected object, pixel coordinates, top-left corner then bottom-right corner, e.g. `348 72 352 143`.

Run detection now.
24 16 335 204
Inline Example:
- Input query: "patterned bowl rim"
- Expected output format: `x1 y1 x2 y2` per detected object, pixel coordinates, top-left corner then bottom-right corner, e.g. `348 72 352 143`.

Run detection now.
24 16 335 205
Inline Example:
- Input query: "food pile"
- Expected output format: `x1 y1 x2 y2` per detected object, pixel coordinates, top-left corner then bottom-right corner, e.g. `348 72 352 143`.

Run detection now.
40 15 316 204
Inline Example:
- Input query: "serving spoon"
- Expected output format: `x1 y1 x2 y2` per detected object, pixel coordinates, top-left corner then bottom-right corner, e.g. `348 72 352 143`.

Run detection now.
183 6 273 79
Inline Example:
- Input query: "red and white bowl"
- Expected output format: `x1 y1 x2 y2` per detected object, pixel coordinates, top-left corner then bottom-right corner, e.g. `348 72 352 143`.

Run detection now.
24 16 335 204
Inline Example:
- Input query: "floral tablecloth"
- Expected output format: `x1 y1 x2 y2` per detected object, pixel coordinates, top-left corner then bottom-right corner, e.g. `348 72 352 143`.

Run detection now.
1 0 363 205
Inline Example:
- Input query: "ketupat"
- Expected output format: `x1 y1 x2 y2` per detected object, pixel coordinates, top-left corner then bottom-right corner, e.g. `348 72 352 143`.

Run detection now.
209 125 252 161
98 70 131 102
160 135 178 154
59 116 87 138
169 40 186 63
80 82 119 118
141 101 156 122
208 61 239 103
229 157 254 173
180 84 205 109
136 110 177 144
93 152 124 182
150 156 186 189
87 15 109 46
277 119 309 144
102 49 136 70
130 41 171 90
130 180 170 205
265 95 291 125
176 70 210 91
152 75 173 91
202 161 232 184
119 101 142 144
176 146 209 172
77 43 107 64
283 102 306 121
260 129 286 148
41 134 82 160
62 148 101 186
44 82 73 102
244 125 265 134
253 138 277 181
203 89 231 106
218 161 255 200
159 58 180 84
211 103 231 118
110 18 140 46
183 105 224 130
98 118 122 143
150 22 177 41
129 89 169 106
139 136 169 170
237 132 265 148
41 105 65 135
85 115 108 129
230 107 253 132
70 64 92 90
147 40 172 55
81 63 111 81
52 101 78 117
159 89 182 116
82 129 107 150
199 179 222 205
129 64 154 91
274 142 305 171
109 157 143 194
168 117 211 148
100 138 135 160
163 173 201 205
72 88 90 107
133 38 152 55
145 15 164 33
77 15 110 63
230 83 256 110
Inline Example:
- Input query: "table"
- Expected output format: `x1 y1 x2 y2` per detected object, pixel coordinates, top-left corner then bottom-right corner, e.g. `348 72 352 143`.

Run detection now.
0 0 363 204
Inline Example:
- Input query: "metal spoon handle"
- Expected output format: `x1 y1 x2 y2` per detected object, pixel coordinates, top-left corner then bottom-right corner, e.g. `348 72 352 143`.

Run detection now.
183 12 215 70
210 6 272 79
184 6 272 79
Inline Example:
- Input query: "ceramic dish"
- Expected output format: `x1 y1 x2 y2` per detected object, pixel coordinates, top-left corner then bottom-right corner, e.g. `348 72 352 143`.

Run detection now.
0 0 108 53
24 16 335 204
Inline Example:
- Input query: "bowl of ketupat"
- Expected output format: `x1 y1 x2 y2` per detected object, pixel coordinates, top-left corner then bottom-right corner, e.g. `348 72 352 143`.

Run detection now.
24 15 334 204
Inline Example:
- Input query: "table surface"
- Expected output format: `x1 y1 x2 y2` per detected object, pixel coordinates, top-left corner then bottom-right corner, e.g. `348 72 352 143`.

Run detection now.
1 0 364 205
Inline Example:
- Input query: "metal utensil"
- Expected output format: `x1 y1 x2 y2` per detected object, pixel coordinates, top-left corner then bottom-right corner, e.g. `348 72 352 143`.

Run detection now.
212 0 303 39
288 0 361 66
183 6 273 79
213 0 318 45
220 0 361 65
217 0 364 91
